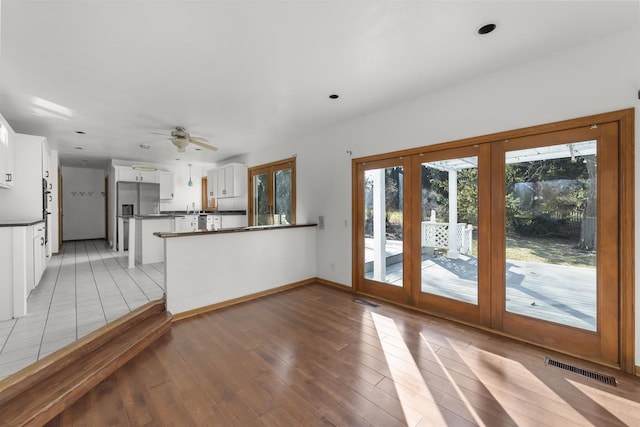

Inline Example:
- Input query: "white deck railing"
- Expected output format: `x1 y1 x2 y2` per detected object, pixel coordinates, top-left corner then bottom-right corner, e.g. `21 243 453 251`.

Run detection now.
421 221 473 255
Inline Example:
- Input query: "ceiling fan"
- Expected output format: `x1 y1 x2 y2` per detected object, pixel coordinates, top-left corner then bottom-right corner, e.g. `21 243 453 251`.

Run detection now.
153 127 218 152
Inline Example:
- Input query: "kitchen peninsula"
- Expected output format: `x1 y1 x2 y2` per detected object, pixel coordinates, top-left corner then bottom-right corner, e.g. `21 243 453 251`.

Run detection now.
155 224 317 318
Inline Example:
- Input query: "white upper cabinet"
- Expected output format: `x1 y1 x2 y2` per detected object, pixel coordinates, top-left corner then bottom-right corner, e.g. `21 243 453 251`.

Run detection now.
215 163 247 199
115 166 158 183
138 169 158 183
207 169 217 199
159 171 175 200
116 166 138 182
0 116 16 189
42 140 51 180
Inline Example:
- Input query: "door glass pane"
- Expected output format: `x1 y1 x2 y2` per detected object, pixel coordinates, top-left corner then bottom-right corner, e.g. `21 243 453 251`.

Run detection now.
252 173 270 226
274 168 292 225
505 141 597 331
420 157 478 304
364 166 403 286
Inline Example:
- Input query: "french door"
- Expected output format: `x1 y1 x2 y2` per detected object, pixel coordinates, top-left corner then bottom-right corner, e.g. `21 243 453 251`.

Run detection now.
491 123 619 364
355 158 412 305
411 144 492 326
354 114 630 367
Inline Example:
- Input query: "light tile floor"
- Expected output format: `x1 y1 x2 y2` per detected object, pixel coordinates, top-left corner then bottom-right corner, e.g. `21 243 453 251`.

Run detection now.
0 240 164 380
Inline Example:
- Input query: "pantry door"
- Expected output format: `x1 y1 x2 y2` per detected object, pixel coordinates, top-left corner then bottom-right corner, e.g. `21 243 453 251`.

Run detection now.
492 123 619 365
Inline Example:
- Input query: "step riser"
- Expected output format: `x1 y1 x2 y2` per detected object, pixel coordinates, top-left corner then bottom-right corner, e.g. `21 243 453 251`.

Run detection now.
27 318 171 427
0 300 166 405
0 301 172 426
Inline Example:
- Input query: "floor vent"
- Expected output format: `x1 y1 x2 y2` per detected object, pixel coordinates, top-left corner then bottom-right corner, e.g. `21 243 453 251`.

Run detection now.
354 298 380 308
544 357 616 386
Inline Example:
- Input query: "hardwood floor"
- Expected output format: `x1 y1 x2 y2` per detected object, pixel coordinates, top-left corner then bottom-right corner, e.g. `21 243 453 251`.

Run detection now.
46 283 640 426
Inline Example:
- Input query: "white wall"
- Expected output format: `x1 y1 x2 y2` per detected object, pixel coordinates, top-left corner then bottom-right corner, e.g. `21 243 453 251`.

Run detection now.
61 166 106 240
165 226 317 315
237 29 640 363
158 163 209 212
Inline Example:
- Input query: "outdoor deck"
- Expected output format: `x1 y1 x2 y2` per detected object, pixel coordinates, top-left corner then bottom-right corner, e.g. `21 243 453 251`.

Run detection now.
364 239 596 331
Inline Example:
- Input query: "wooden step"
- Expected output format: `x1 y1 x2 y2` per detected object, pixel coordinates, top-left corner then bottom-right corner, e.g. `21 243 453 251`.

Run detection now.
0 299 172 427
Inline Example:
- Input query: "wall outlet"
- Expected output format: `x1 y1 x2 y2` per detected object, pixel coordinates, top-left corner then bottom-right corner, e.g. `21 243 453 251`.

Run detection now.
318 215 325 230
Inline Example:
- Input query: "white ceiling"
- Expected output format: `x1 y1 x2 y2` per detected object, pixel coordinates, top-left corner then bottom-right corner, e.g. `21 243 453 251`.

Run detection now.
0 1 636 168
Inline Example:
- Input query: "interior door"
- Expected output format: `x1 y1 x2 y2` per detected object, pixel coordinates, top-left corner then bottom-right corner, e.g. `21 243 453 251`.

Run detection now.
411 144 491 325
492 123 619 364
355 157 412 305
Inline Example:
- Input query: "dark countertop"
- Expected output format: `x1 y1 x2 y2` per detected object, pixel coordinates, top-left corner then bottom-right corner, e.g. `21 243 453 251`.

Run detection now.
154 223 317 238
0 218 45 227
133 214 176 220
163 210 247 216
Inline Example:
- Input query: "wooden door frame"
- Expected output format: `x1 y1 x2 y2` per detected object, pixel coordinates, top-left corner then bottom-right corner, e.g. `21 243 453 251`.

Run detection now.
351 108 634 373
105 176 109 242
248 157 297 226
491 122 619 366
353 156 413 305
409 143 492 326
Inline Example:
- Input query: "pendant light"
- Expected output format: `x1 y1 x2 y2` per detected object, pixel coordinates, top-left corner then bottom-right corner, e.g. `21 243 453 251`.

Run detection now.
188 164 193 186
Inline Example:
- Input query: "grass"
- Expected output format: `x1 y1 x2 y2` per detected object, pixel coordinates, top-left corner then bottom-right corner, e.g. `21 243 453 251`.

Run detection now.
505 234 596 268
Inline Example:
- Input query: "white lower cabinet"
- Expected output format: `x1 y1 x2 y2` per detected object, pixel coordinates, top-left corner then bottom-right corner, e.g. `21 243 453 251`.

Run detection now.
0 222 47 320
220 215 247 229
33 224 46 289
174 215 199 232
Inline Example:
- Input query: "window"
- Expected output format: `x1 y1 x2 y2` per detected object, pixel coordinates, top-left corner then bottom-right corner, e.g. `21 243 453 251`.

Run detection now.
248 158 296 226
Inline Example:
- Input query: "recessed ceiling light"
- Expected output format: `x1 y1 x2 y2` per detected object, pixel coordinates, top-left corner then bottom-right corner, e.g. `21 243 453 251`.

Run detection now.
477 22 497 35
74 146 84 150
329 94 339 99
139 144 150 149
75 131 86 134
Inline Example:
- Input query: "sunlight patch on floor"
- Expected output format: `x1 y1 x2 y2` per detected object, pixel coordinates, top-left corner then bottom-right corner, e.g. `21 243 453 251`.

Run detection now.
371 312 447 426
420 333 486 426
567 379 640 426
446 338 593 426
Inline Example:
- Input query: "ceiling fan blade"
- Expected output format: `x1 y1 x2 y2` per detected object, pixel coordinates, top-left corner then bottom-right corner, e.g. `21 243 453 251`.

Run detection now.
189 136 209 144
189 138 218 151
150 132 170 136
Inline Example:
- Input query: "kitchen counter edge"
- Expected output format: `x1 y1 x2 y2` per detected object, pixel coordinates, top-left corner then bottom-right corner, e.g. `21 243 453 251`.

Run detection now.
154 223 317 238
0 218 45 227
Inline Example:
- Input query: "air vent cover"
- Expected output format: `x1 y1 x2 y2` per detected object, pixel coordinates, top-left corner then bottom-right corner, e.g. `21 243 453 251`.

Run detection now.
544 357 616 386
